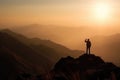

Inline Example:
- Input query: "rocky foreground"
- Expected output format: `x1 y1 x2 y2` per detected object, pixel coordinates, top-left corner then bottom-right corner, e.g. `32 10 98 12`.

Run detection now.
42 54 120 80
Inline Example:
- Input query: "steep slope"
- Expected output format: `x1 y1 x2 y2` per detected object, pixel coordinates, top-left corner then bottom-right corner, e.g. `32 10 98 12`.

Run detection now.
0 29 82 80
1 29 82 59
30 38 82 58
0 32 53 72
0 29 32 45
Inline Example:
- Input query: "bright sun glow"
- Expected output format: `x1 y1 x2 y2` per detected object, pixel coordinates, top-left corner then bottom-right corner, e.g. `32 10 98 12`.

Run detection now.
94 3 110 21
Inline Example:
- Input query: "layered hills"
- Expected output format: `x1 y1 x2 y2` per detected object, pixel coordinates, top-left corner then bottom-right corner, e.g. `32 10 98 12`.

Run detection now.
0 29 82 80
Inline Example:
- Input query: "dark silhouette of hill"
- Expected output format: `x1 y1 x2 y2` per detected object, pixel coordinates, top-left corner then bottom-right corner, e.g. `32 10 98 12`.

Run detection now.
0 29 82 80
0 47 40 80
1 29 82 58
54 54 104 71
30 38 82 58
44 54 120 80
0 30 54 78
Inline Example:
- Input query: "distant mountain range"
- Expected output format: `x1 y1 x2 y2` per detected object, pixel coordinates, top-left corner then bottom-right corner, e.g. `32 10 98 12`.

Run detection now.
0 29 83 80
8 24 120 66
9 24 120 49
8 24 107 50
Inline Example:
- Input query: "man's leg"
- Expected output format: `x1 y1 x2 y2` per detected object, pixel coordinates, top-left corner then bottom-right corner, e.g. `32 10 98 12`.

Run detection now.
86 47 88 54
88 47 90 54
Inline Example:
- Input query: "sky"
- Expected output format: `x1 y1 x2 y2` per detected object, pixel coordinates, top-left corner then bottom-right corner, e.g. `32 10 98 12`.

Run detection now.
1 0 120 64
1 0 120 27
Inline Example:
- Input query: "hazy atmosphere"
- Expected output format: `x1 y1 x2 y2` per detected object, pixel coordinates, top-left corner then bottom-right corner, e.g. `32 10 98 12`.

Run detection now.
1 0 120 62
0 0 120 80
1 0 120 26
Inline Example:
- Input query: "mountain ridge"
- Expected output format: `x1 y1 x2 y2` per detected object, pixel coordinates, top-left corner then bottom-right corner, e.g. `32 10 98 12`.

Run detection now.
0 29 83 80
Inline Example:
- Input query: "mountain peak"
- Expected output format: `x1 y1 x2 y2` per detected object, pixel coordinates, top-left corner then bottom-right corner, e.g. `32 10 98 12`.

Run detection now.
0 29 11 32
78 54 105 64
0 29 15 35
54 54 105 71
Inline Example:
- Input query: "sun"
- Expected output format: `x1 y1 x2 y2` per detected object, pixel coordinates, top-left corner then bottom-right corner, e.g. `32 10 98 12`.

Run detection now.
94 3 110 21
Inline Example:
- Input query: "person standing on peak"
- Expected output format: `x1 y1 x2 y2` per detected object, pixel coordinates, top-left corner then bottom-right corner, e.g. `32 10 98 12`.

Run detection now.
85 39 91 54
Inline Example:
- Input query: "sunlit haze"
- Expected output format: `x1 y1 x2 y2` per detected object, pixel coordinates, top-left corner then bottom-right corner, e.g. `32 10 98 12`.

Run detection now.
94 2 111 21
1 1 120 79
0 0 120 67
0 0 120 47
0 0 120 27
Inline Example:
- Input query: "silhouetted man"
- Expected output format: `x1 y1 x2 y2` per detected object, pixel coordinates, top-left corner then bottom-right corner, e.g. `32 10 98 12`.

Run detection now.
85 39 91 54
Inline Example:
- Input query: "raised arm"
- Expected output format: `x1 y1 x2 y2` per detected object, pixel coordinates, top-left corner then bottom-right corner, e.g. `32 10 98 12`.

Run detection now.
85 39 87 42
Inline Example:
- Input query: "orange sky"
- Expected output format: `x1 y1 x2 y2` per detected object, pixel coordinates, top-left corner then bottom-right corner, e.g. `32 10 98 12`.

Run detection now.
0 0 120 27
1 0 120 66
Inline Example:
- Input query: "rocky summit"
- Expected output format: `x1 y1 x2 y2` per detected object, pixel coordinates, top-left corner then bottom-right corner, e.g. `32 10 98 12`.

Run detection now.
43 54 120 80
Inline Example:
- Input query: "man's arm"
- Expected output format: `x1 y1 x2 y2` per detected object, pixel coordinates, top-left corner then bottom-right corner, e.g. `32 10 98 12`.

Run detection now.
85 39 87 42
